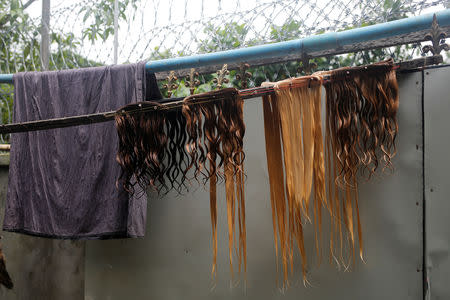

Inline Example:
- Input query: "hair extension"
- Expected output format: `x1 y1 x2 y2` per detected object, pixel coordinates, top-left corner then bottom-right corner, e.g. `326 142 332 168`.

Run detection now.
112 59 397 287
115 102 189 194
182 88 246 282
262 92 290 288
164 109 190 192
323 59 398 266
323 59 399 184
262 76 325 287
311 81 326 263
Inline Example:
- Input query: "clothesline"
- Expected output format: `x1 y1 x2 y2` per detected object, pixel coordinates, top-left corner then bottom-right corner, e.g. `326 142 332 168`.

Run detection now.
0 56 440 135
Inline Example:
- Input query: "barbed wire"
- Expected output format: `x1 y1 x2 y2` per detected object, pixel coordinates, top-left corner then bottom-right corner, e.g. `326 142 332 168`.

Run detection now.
0 0 446 142
6 0 446 71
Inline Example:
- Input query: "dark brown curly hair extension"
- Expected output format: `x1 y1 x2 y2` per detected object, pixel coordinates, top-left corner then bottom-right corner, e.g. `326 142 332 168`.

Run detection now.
115 102 189 194
323 59 399 185
115 88 247 282
182 88 246 281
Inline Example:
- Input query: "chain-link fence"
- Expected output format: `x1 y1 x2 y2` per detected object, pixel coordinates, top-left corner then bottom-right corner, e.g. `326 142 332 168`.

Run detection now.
0 0 447 142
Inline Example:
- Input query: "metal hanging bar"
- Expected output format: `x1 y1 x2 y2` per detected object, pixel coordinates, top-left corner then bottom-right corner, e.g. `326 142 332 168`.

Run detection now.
0 87 275 134
0 10 449 84
0 55 443 135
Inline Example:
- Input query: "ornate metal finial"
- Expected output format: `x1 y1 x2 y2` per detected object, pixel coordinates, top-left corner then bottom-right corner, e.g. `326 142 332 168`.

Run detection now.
184 68 200 95
422 14 449 56
235 63 252 89
162 71 179 97
298 53 317 75
213 64 230 90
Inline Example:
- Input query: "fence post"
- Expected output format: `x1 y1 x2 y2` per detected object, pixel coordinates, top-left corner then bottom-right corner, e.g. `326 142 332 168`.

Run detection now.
40 0 50 70
114 0 119 64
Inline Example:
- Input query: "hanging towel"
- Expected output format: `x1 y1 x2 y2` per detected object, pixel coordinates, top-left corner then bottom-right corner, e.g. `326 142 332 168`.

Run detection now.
3 62 162 239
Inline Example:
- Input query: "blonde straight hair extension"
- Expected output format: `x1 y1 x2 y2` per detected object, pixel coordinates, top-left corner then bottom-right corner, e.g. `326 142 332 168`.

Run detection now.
262 76 326 287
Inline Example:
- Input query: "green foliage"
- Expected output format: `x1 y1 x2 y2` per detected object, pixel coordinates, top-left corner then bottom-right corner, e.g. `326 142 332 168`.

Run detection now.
199 22 254 53
269 20 303 42
79 0 137 42
0 0 102 73
0 84 13 128
0 0 104 138
0 0 39 131
147 47 174 60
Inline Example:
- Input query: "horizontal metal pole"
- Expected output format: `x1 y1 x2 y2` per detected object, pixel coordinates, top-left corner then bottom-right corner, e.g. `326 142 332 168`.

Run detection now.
0 9 449 85
0 57 441 134
0 87 275 134
146 10 450 72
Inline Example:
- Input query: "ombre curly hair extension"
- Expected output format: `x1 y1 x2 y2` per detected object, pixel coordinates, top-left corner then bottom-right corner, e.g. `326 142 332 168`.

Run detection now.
322 59 398 268
182 88 246 282
115 102 189 194
323 58 399 185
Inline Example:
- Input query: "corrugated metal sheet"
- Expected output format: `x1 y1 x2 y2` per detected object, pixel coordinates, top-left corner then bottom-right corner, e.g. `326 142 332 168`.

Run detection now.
424 66 450 300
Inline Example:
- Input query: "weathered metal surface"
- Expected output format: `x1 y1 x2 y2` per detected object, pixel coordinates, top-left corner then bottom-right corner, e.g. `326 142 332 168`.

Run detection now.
298 53 317 75
0 167 85 300
162 71 179 97
235 63 252 89
424 66 450 300
184 68 200 95
213 64 230 90
86 72 423 300
422 14 449 56
397 56 443 72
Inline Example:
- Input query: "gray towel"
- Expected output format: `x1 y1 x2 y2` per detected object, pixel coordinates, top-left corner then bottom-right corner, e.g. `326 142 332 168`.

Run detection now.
3 62 161 239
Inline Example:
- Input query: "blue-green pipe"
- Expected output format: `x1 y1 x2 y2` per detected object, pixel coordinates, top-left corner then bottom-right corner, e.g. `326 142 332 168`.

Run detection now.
1 9 449 84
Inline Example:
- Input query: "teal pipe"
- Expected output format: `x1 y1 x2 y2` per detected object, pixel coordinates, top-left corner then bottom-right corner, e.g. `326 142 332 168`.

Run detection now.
0 9 449 84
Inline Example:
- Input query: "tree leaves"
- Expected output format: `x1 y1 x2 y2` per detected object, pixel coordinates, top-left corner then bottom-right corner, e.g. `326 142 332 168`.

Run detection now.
79 0 137 42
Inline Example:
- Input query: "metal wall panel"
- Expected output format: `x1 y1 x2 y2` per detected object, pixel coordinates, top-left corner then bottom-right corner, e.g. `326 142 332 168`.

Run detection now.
86 72 423 300
424 66 450 300
0 167 85 300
